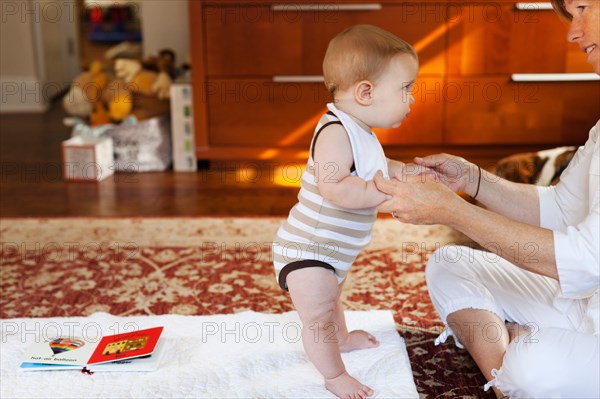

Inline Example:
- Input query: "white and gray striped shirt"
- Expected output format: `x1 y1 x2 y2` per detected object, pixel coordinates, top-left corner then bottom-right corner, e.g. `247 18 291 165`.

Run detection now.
273 104 389 284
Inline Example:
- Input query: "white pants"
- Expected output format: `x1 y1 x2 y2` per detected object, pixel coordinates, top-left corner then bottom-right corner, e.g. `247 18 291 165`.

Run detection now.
426 245 600 398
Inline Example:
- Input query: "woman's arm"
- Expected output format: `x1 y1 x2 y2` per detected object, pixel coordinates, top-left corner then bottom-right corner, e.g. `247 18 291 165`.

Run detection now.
444 189 557 279
313 124 388 209
374 172 559 280
414 154 541 225
475 169 542 226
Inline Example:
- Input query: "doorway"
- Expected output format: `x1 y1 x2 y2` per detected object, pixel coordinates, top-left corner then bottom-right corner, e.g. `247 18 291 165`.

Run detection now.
78 0 143 68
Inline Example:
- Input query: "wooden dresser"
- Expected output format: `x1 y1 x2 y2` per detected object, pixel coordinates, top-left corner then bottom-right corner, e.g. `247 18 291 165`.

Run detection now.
189 1 600 163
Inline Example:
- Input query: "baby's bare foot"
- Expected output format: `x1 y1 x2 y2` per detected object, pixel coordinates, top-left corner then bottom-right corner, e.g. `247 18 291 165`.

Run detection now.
325 371 373 399
339 330 380 353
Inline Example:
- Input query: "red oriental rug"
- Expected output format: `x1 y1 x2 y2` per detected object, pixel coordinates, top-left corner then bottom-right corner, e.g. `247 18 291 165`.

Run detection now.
0 217 494 398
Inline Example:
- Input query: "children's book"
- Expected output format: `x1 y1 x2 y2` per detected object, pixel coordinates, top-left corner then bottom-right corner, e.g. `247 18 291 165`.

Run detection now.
20 326 164 372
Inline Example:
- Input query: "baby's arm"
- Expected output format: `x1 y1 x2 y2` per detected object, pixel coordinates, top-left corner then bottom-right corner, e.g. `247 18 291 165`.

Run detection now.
313 124 388 209
387 158 406 179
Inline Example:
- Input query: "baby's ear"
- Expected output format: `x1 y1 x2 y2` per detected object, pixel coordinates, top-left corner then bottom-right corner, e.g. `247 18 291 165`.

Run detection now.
354 81 373 105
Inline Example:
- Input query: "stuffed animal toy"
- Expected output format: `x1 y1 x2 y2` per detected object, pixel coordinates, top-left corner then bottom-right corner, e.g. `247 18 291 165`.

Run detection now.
62 60 108 120
110 57 170 120
143 49 176 99
90 102 110 126
62 50 174 125
114 58 155 95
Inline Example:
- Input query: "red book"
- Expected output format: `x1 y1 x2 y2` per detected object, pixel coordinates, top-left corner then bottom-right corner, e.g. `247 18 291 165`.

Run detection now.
88 327 163 365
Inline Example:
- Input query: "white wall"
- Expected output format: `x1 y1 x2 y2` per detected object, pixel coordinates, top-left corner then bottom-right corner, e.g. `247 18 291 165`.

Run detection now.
139 0 189 67
1 0 79 113
1 0 189 113
38 0 80 96
0 0 47 112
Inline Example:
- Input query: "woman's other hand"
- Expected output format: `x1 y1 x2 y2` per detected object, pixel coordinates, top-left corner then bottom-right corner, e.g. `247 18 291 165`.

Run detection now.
414 154 480 197
389 162 434 180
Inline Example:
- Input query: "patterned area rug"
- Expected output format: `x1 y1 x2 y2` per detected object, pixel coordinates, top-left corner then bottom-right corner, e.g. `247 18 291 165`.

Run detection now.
0 217 494 398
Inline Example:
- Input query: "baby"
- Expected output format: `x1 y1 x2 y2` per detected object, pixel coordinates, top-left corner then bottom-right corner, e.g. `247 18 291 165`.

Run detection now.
272 24 418 399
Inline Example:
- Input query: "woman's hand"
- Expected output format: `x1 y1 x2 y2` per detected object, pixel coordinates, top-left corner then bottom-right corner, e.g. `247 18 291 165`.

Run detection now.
373 170 460 225
414 153 480 196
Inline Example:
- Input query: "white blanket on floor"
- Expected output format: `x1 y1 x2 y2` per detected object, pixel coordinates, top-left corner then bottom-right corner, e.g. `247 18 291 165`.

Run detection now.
1 311 418 398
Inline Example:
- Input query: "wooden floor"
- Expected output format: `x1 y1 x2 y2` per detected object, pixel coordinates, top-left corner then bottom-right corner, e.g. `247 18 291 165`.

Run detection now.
1 102 537 217
0 102 299 217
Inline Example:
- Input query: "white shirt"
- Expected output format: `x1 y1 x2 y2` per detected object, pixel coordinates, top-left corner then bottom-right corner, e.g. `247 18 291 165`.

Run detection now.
326 103 389 180
538 120 600 334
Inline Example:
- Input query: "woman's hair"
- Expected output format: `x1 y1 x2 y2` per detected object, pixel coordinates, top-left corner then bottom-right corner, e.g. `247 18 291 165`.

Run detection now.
551 0 572 21
322 24 417 98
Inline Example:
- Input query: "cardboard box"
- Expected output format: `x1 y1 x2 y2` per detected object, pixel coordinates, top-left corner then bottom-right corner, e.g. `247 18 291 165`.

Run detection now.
62 136 114 181
170 73 197 171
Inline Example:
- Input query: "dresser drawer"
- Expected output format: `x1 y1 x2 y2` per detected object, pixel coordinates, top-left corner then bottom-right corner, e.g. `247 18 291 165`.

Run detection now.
204 5 304 76
203 3 447 77
444 77 600 144
447 3 589 74
206 78 327 147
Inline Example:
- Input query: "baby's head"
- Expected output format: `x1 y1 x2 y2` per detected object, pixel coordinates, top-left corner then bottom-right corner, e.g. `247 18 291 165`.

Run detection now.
323 25 418 99
323 25 418 129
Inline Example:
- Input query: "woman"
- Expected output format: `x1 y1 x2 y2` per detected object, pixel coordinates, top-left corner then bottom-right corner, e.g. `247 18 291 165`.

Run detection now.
374 0 599 397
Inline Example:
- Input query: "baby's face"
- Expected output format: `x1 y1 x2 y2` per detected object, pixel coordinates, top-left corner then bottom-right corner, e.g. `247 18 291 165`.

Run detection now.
368 54 418 129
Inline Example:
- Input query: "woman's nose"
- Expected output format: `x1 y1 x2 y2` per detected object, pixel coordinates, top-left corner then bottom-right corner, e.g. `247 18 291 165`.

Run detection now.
567 18 582 43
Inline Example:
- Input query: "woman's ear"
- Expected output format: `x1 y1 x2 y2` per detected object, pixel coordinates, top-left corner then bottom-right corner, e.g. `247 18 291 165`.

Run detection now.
354 81 373 105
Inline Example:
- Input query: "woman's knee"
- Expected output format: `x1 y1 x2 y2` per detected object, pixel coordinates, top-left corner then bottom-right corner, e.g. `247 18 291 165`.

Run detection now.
425 246 468 291
499 336 554 392
496 328 600 397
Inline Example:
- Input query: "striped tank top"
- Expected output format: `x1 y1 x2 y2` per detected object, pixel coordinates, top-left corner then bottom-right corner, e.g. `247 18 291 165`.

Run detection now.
272 103 389 284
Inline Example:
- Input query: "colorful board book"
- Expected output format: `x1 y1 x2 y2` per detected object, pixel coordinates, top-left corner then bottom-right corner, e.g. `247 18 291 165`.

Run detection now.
20 326 164 372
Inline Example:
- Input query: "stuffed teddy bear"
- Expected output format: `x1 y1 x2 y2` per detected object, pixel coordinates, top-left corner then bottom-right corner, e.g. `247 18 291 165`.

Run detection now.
62 50 174 125
62 60 108 122
109 57 170 121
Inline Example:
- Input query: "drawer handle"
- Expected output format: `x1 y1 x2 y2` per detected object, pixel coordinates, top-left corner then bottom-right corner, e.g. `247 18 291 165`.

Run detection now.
271 4 382 12
515 2 553 10
272 75 325 83
511 73 600 82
